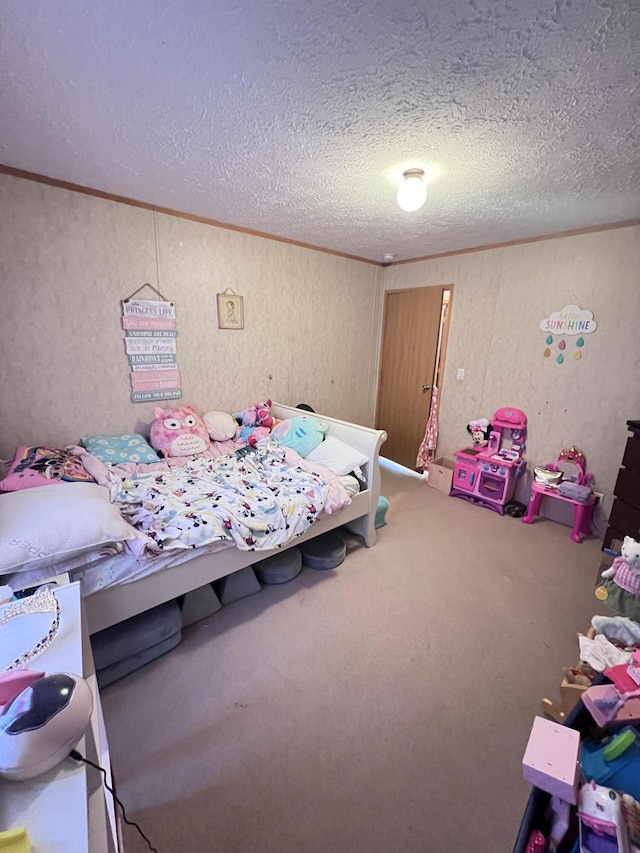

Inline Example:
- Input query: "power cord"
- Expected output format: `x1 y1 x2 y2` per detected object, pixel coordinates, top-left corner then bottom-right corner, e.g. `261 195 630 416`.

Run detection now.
69 749 159 852
591 503 609 540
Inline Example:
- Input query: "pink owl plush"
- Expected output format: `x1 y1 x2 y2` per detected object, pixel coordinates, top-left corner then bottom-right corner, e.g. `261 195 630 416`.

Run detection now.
149 406 211 457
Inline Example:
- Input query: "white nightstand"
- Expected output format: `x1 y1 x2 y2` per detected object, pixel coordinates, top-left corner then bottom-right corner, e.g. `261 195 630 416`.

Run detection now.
0 581 122 851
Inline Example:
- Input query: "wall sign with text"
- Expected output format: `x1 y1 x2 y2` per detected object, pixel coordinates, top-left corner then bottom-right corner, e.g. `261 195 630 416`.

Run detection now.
121 299 183 402
539 303 597 364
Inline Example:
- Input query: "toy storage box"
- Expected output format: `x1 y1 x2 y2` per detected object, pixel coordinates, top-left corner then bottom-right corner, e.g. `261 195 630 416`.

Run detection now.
522 716 580 805
513 677 608 853
427 458 455 494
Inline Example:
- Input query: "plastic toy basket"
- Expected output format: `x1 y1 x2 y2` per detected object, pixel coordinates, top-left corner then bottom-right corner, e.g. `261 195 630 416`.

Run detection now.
512 676 608 853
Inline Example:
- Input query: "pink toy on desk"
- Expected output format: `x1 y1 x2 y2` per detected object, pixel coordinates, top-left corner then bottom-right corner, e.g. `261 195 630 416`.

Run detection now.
451 407 527 515
522 446 595 543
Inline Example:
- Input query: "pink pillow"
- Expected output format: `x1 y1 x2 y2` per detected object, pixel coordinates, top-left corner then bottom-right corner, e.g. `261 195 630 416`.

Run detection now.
0 446 95 492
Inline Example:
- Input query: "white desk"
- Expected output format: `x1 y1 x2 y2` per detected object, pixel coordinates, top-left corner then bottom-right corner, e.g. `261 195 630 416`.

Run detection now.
0 582 121 851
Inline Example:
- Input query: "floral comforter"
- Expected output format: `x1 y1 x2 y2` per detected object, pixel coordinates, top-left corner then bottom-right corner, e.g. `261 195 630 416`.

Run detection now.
108 442 333 552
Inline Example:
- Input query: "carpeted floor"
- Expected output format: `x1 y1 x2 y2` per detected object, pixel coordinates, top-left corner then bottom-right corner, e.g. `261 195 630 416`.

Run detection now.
102 462 606 853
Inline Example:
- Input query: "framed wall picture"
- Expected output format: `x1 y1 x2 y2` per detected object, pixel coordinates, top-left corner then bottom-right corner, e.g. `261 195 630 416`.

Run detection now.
217 289 244 330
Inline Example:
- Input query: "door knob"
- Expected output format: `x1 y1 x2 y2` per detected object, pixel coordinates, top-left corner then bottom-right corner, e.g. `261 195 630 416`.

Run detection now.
422 384 431 392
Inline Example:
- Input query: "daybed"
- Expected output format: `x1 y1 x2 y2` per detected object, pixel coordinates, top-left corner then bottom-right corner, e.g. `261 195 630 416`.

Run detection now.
2 404 387 635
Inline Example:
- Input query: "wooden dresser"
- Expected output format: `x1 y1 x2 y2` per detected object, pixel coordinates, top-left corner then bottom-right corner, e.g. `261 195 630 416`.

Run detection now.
603 419 640 551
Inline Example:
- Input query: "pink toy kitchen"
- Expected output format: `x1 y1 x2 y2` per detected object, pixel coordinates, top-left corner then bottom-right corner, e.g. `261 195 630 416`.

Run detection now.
450 407 527 515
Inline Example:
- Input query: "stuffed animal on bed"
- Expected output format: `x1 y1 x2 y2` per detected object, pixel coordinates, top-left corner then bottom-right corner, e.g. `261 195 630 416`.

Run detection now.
150 405 211 457
236 425 271 447
233 400 278 447
271 416 328 458
234 400 275 430
596 536 640 621
203 410 238 442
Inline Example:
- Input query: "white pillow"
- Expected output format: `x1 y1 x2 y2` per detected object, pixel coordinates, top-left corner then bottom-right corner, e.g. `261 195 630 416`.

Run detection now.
203 410 238 441
0 482 135 574
305 435 368 477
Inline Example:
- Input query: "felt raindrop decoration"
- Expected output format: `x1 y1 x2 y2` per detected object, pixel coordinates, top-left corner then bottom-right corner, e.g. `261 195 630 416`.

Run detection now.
540 303 597 366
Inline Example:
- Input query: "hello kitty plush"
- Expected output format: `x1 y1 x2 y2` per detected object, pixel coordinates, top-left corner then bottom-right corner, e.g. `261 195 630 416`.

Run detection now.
149 405 211 458
596 536 640 620
601 536 640 593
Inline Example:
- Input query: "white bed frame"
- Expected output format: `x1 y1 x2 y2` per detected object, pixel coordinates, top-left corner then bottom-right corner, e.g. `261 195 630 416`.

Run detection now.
83 404 387 634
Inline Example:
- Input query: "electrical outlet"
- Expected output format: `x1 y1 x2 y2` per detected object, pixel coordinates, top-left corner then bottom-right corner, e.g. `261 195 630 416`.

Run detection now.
593 492 604 508
456 368 465 380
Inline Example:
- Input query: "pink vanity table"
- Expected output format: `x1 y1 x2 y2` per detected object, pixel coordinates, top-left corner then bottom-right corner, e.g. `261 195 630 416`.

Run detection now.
522 447 595 543
523 482 595 543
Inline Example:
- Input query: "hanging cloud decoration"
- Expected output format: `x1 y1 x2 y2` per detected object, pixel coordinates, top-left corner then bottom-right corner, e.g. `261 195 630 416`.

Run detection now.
539 304 597 336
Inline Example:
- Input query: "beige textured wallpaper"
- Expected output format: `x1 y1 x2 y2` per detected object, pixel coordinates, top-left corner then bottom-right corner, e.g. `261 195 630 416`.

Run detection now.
383 226 640 507
0 174 383 458
3 171 636 511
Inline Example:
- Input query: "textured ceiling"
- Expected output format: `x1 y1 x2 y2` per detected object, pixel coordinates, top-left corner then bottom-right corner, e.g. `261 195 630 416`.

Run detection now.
1 0 639 262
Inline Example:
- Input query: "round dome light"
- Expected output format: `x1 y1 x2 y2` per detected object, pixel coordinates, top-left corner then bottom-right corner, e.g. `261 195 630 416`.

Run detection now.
397 168 427 212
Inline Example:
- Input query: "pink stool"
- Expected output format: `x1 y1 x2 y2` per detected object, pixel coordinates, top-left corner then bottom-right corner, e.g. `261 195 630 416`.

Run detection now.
522 482 595 543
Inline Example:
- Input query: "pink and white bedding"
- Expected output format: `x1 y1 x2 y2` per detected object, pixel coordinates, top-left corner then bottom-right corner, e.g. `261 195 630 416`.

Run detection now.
80 438 351 554
1 436 353 595
3 474 360 598
3 539 233 595
108 442 333 552
7 478 360 595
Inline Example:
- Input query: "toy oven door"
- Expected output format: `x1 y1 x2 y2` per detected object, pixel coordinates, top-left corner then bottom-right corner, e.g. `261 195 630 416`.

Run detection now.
478 472 506 502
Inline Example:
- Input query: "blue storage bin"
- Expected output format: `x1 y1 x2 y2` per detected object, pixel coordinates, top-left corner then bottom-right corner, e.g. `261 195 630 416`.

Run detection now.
581 726 640 801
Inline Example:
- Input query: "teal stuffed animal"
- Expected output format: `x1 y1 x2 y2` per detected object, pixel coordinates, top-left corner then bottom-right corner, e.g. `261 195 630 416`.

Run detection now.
271 416 328 457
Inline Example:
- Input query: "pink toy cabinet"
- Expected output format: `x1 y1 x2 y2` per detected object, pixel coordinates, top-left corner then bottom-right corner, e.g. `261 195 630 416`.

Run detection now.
450 407 527 515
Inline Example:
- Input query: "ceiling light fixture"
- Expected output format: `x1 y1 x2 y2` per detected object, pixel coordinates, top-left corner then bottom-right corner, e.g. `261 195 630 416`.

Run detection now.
397 168 427 212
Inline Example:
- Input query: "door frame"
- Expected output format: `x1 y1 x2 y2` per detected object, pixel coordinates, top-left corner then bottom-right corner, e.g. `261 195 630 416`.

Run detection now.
374 283 454 430
434 285 454 393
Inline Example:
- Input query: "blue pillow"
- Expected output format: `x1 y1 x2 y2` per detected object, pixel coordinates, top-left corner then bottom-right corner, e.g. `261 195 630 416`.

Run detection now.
81 434 159 464
271 416 328 458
